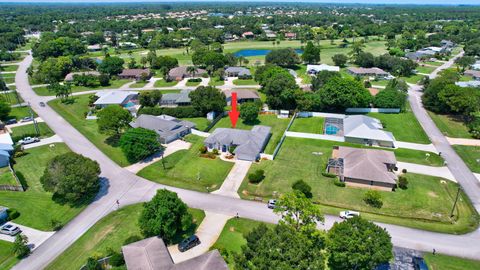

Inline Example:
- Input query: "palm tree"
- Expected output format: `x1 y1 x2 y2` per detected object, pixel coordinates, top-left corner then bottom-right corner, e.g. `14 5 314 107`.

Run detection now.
187 66 197 78
238 56 245 66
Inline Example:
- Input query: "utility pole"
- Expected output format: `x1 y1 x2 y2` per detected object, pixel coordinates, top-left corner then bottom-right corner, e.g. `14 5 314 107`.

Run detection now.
28 102 40 136
450 187 461 218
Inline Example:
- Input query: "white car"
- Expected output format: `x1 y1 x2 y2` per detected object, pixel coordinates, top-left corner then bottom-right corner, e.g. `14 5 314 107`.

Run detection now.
18 137 40 145
339 210 360 219
0 224 21 236
267 199 277 209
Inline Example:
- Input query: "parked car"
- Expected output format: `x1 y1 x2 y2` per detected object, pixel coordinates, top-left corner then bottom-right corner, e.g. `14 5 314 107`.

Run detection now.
0 224 21 236
339 210 360 219
267 199 277 209
413 257 429 270
39 102 46 107
18 137 40 145
20 116 33 123
5 119 17 125
178 235 200 252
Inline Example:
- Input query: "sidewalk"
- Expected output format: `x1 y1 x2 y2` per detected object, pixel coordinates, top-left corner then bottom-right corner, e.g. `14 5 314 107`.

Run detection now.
395 141 438 153
446 137 480 146
0 222 54 250
167 212 231 263
212 160 252 198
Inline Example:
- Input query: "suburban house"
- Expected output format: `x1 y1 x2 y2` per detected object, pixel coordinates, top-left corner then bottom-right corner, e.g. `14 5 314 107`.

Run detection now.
327 146 398 191
441 39 455 48
168 66 207 81
0 206 8 223
119 69 152 81
284 32 297 39
130 114 195 144
464 70 480 80
94 91 139 108
204 125 271 161
242 31 255 39
307 64 340 75
223 90 260 105
405 51 435 61
225 67 252 78
347 67 393 80
343 115 396 148
86 44 106 52
456 81 480 88
0 129 14 168
159 90 193 107
118 42 138 49
471 60 480 70
64 71 100 81
122 236 228 270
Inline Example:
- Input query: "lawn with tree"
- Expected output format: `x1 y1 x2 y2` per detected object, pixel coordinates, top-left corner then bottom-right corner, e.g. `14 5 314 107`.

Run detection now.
119 128 163 163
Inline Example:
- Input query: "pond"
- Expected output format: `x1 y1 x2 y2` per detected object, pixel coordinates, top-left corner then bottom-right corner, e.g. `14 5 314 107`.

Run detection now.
234 48 303 57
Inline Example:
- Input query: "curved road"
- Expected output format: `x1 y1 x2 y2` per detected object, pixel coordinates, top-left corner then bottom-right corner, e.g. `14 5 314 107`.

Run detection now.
12 53 480 269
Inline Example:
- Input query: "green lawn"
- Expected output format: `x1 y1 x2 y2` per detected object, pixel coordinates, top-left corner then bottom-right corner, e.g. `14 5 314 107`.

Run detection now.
424 253 480 270
289 117 325 134
129 81 147 88
211 114 291 154
399 74 425 84
154 79 178 87
138 135 234 192
453 145 480 173
209 77 225 86
0 143 86 231
232 79 258 86
239 137 477 234
1 65 18 72
366 108 431 144
0 91 23 105
428 112 473 139
10 122 54 141
0 167 18 186
424 61 443 67
8 106 35 121
46 203 205 270
0 240 18 270
416 65 437 74
48 94 131 167
181 117 211 131
33 79 131 96
185 80 201 87
3 77 15 84
211 218 274 267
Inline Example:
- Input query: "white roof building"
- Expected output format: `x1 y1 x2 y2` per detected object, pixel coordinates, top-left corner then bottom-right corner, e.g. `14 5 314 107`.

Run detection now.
307 64 340 74
94 91 139 106
343 115 396 148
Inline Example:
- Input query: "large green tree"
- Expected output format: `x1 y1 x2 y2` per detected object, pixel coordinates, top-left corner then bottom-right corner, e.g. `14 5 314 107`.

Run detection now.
332 54 348 67
301 41 321 64
274 190 324 232
327 217 393 270
96 105 133 135
265 48 300 67
138 189 192 244
119 128 162 163
0 98 11 120
311 70 341 91
189 86 226 115
98 56 125 76
240 102 260 123
40 152 101 204
317 76 372 111
455 56 475 72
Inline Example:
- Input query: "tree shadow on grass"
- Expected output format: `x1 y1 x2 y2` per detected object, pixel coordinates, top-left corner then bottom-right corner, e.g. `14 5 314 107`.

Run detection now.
105 134 121 147
241 119 260 126
15 171 29 190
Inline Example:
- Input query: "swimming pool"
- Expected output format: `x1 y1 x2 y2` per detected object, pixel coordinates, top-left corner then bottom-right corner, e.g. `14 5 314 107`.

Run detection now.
234 49 304 57
124 101 136 108
325 124 340 135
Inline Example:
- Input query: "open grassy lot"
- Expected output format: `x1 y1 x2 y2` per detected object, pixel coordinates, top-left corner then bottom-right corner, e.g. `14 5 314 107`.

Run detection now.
239 137 477 234
424 253 480 270
154 79 178 87
0 65 18 72
48 94 131 167
366 108 431 144
428 112 472 139
0 240 18 270
232 79 258 86
10 122 54 141
289 117 325 134
453 145 480 173
181 117 211 131
138 135 233 192
0 143 87 231
211 114 291 154
0 91 23 105
8 106 35 121
33 79 131 96
46 203 205 270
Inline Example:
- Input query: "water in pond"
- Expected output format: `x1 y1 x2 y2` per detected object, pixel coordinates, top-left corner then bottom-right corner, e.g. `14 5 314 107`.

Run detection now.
234 49 303 57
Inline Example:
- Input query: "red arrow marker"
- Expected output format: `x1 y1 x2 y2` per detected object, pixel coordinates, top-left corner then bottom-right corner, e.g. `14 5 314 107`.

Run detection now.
228 92 240 128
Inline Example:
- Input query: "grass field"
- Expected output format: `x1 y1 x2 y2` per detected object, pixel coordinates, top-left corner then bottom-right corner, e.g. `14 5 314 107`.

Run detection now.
154 79 178 87
2 77 15 84
46 203 205 270
33 79 131 96
416 65 437 74
428 112 472 139
0 91 23 105
0 240 18 270
424 253 480 270
138 135 234 192
399 74 425 84
48 94 131 166
8 106 35 121
0 167 18 186
239 137 477 234
232 79 258 86
209 77 225 86
129 81 147 88
289 117 325 134
10 122 54 141
424 61 443 67
0 143 86 231
181 117 211 131
211 114 291 154
185 80 201 87
453 145 480 173
1 65 18 72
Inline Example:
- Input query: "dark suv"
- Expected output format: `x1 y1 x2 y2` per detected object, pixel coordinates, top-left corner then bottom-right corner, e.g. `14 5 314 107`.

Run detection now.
178 235 200 252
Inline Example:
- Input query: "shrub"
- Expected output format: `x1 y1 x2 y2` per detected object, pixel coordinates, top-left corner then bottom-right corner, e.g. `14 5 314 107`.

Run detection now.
212 148 219 155
109 251 125 267
98 74 110 86
138 106 203 118
333 178 346 187
187 78 202 82
199 146 207 154
398 175 408 190
322 172 337 178
7 208 20 220
363 190 383 208
85 257 102 270
228 145 237 154
292 180 313 198
402 168 407 174
248 169 265 184
50 219 63 231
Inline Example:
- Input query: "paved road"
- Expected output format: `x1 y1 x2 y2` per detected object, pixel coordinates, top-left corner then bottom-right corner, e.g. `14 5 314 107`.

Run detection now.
11 52 480 269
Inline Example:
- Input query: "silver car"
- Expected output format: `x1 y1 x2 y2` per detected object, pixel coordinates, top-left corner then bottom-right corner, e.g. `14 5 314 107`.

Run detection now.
0 224 21 236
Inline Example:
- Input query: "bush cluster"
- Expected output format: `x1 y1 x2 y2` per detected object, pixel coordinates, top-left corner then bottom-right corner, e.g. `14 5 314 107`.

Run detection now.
138 106 203 118
322 172 337 178
292 180 313 198
333 178 346 187
248 169 265 184
363 190 383 208
188 78 202 82
398 175 409 189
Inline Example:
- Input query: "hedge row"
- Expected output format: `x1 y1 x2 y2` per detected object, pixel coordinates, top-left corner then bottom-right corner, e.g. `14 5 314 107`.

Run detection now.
138 106 203 118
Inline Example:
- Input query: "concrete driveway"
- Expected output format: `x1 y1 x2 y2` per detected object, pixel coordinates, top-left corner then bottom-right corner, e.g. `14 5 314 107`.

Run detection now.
23 135 63 149
212 160 252 198
0 223 54 250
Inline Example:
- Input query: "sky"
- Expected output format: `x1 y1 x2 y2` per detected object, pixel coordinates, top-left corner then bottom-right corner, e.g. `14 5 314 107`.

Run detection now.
1 0 479 5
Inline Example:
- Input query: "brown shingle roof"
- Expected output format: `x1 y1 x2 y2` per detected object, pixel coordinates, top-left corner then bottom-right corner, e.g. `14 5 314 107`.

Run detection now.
223 89 260 100
120 68 151 77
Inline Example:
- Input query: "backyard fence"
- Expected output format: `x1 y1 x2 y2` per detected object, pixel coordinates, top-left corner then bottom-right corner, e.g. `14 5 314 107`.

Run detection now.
204 112 226 132
0 164 25 192
271 113 297 160
345 108 401 113
297 111 345 119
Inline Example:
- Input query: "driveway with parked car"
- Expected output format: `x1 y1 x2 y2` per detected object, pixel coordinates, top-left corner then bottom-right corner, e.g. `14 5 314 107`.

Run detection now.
0 222 54 250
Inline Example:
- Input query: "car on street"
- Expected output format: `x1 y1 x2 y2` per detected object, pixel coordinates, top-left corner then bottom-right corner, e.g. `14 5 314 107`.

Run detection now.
20 116 33 123
39 102 46 107
17 137 40 145
413 256 428 270
178 235 200 252
0 224 22 236
5 119 17 125
339 210 360 219
267 199 277 209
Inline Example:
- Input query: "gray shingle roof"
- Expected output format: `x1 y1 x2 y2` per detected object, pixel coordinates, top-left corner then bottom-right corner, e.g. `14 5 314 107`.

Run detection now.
344 115 395 143
347 67 389 76
225 67 251 76
130 114 195 139
160 90 193 105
